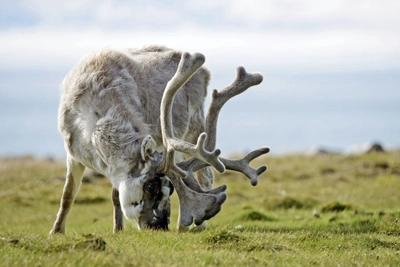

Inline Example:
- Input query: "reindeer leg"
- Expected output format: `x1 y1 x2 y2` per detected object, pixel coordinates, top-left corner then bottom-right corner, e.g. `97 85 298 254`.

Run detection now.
50 156 85 234
111 187 124 233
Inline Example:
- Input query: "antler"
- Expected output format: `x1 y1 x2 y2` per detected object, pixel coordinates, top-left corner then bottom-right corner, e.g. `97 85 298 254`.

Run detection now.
220 147 269 186
158 53 269 227
178 66 269 186
159 52 225 176
158 52 227 227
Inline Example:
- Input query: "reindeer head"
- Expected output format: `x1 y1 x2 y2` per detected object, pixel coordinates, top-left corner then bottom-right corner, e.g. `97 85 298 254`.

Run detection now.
121 51 269 231
118 136 174 230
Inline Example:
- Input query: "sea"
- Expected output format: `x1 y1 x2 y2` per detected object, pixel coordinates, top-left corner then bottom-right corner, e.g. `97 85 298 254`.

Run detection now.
1 68 399 159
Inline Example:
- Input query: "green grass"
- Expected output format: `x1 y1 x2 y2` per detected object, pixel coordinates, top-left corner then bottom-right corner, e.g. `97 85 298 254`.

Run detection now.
1 152 400 266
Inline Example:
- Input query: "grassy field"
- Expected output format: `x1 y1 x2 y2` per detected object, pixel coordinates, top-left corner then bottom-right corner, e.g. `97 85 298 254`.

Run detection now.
1 151 399 266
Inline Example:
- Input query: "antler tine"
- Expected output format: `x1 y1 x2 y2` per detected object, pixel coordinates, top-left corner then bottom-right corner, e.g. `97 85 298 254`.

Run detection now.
159 52 225 175
221 147 270 186
179 147 270 187
213 66 263 112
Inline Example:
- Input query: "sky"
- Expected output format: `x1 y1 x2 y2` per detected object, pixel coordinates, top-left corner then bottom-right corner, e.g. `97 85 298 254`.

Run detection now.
1 0 400 74
1 0 400 156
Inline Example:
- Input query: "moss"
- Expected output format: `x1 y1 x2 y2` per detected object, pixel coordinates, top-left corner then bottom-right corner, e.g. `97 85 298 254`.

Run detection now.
238 210 276 222
321 201 352 213
266 196 318 210
72 234 107 251
275 197 305 209
205 230 241 245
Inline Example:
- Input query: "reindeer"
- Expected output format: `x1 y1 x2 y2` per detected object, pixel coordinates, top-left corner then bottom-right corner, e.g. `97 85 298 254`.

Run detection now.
50 45 269 234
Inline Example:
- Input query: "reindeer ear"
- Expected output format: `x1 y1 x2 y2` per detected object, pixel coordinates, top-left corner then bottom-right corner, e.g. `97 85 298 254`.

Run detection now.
141 135 157 162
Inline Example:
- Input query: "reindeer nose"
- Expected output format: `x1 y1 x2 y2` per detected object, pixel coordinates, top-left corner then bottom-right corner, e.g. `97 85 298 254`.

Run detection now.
140 207 170 230
153 209 170 223
150 209 169 230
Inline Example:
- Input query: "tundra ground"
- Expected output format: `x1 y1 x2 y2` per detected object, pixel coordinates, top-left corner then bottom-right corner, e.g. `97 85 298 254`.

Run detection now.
1 151 399 266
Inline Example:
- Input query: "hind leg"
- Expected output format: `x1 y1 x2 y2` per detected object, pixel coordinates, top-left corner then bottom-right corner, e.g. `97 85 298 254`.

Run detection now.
112 187 124 233
50 156 86 234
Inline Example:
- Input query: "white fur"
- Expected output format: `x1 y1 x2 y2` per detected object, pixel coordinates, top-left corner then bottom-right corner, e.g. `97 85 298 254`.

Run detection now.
119 175 146 225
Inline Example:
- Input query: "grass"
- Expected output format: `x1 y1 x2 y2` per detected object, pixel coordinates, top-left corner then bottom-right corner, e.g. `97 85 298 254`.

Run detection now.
1 152 400 266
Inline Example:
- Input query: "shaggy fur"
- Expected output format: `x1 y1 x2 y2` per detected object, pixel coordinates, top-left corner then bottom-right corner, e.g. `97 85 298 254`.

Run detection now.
50 45 212 234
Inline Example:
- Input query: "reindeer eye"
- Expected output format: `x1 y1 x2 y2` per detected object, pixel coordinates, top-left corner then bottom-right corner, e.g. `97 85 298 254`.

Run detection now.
132 202 139 206
146 182 159 194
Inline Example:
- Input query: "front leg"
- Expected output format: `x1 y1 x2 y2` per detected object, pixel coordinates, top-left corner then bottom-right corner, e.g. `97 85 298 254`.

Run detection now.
112 187 124 233
50 156 85 234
